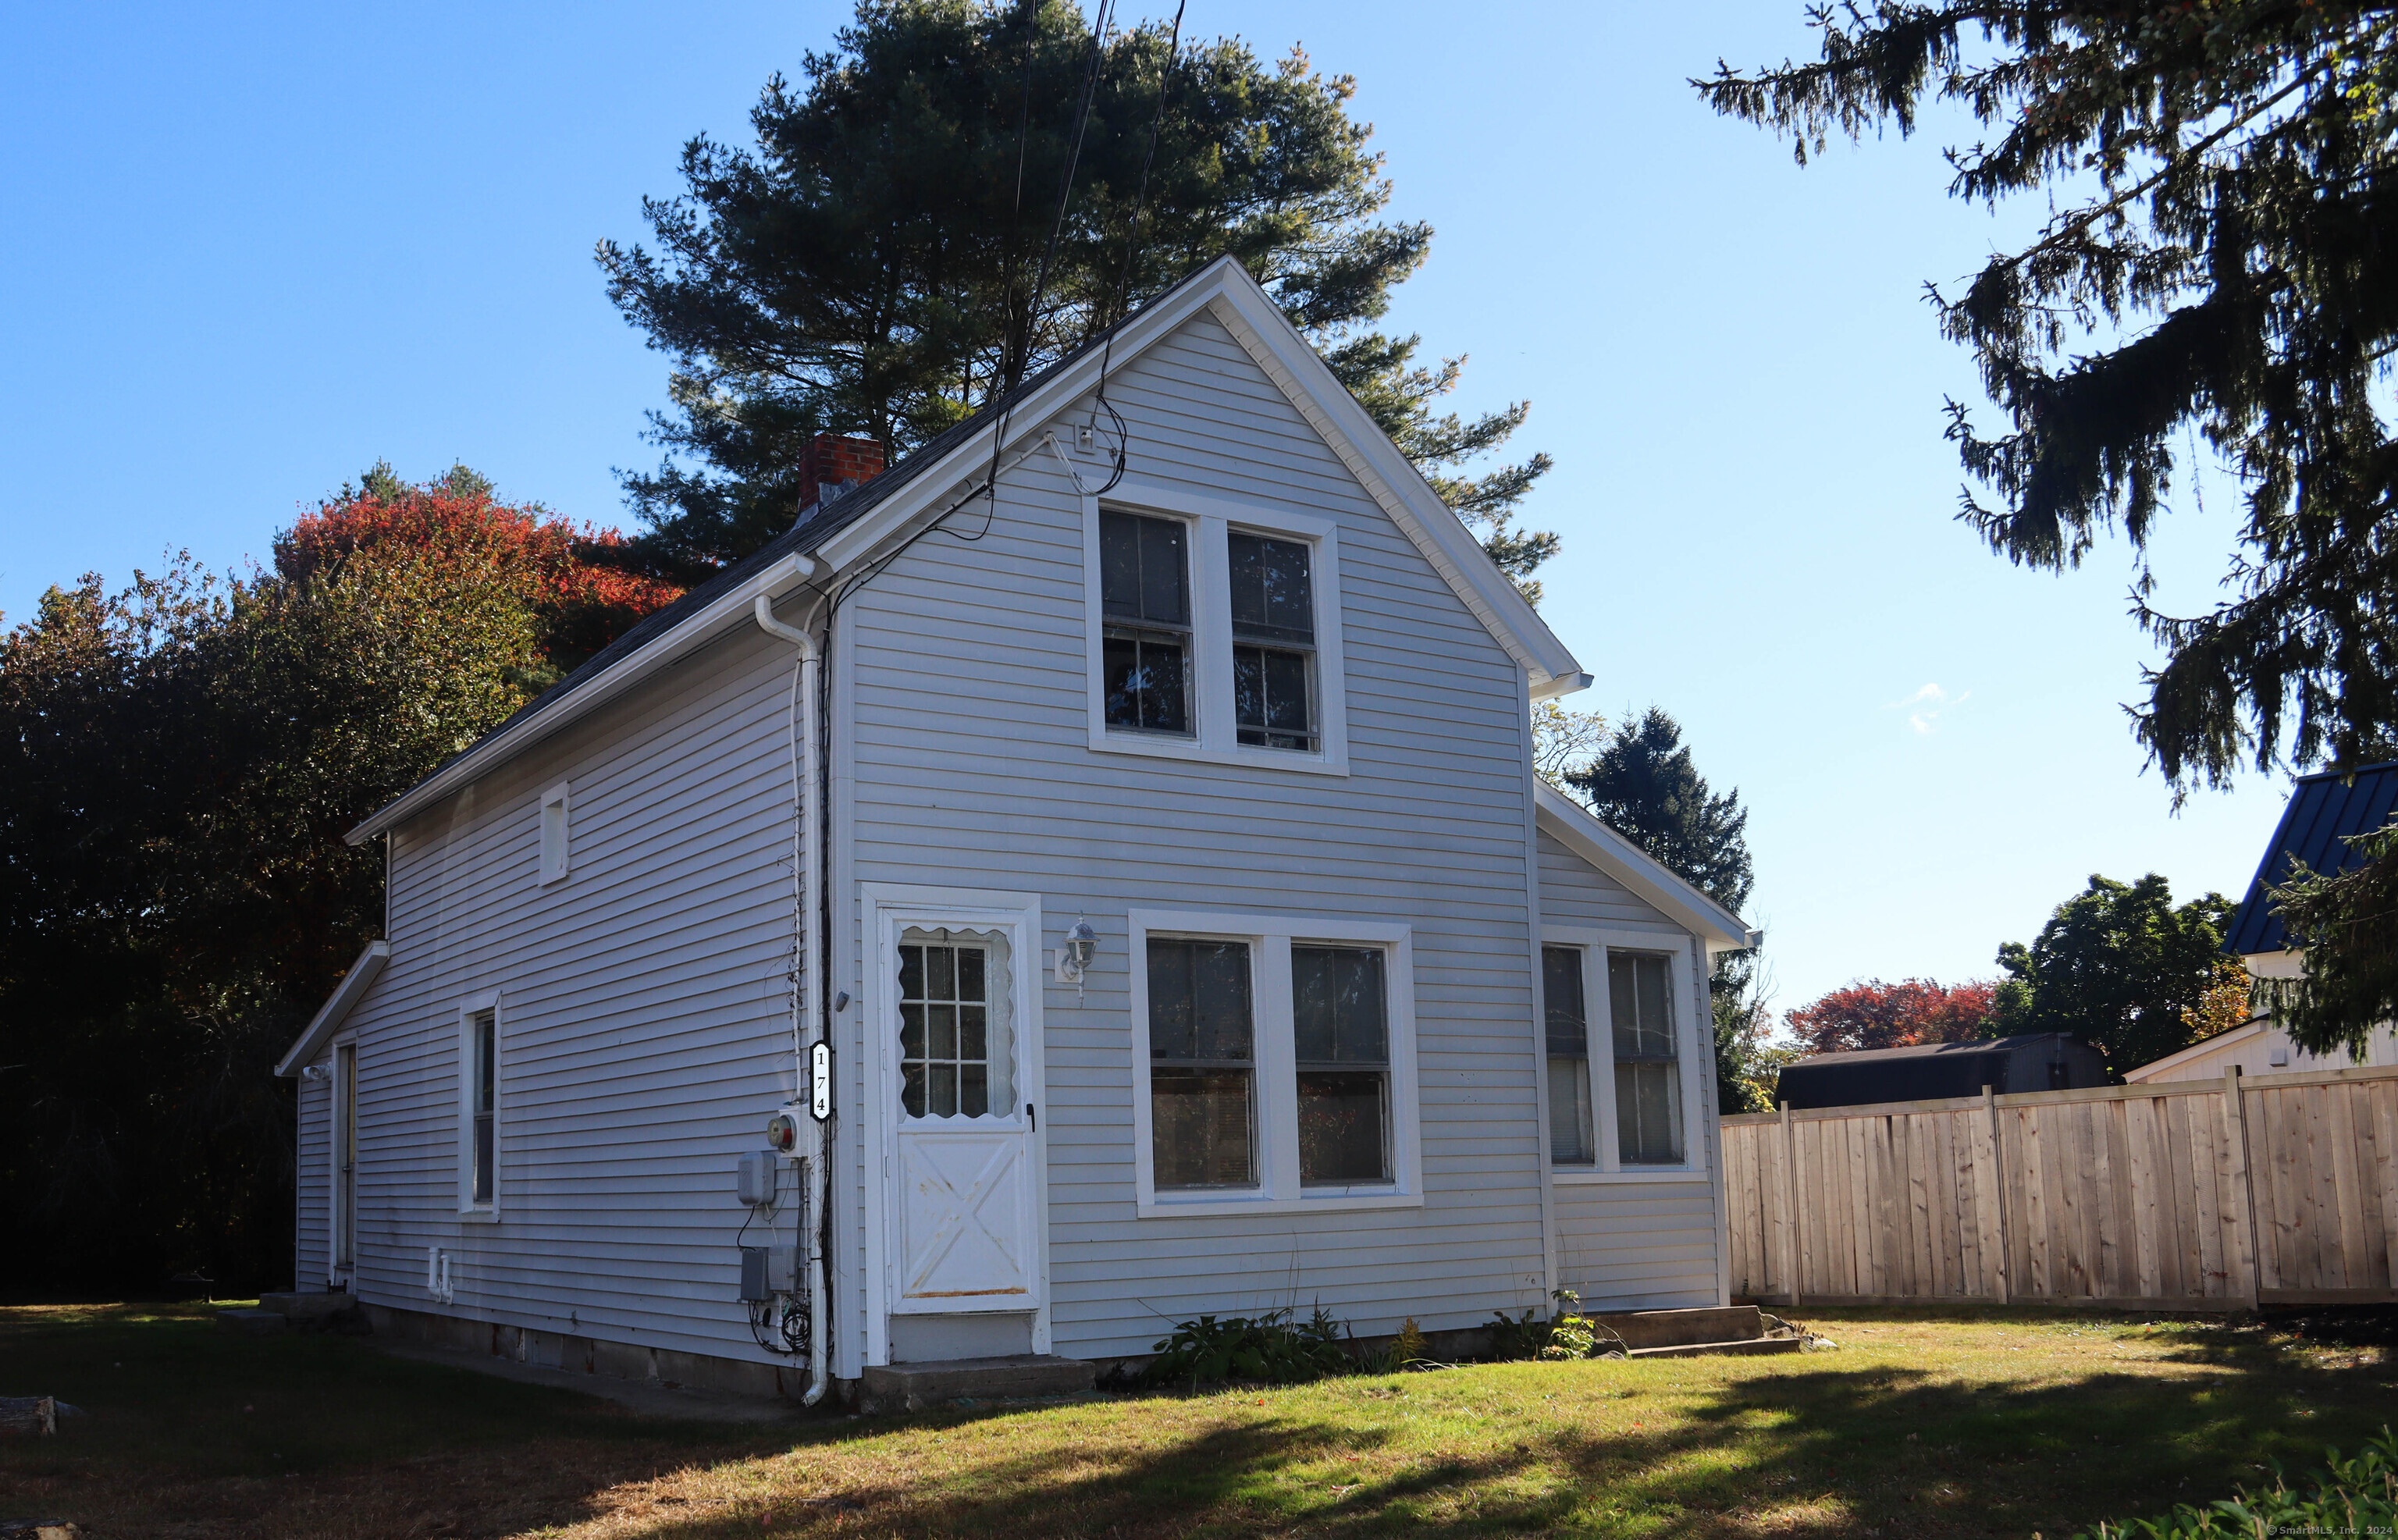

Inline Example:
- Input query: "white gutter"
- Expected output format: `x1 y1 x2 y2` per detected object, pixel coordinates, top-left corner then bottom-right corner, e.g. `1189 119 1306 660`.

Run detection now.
749 592 831 1408
345 551 822 846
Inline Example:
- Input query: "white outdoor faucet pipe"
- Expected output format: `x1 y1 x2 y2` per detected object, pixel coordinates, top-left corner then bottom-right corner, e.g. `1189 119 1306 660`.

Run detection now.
752 584 832 1408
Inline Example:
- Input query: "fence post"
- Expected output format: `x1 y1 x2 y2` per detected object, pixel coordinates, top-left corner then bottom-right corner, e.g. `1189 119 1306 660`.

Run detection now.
2222 1065 2264 1309
1984 1085 2012 1304
1779 1101 1801 1310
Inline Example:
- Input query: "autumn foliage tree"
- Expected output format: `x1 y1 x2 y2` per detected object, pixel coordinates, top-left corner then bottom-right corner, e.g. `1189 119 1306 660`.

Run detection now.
0 466 679 1293
1784 978 1999 1056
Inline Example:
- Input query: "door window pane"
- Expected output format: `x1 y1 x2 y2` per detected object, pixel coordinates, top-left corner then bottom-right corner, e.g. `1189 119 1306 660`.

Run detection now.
1543 945 1593 1165
1608 951 1683 1164
1148 939 1256 1188
899 942 993 1119
1293 945 1389 1184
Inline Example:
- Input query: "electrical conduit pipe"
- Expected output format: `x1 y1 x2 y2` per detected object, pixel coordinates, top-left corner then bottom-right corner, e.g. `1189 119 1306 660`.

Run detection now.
752 583 831 1407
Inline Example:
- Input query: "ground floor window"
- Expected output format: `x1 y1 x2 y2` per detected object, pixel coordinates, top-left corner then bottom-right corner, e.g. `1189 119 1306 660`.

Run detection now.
1133 910 1420 1215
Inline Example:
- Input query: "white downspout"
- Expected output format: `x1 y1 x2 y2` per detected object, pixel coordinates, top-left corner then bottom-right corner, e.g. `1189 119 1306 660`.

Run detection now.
752 585 832 1407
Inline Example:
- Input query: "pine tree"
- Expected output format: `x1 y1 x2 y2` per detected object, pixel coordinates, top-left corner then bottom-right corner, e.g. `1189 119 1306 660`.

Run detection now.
598 0 1554 585
1700 3 2398 1050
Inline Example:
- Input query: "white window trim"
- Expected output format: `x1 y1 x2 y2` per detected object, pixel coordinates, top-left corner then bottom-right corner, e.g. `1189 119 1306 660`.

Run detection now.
857 883 1052 1364
1542 925 1712 1185
456 989 503 1220
1130 907 1421 1218
537 781 571 886
1081 478 1350 777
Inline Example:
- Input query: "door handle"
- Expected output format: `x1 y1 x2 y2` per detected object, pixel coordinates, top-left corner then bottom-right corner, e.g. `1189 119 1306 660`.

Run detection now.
1026 1102 1036 1133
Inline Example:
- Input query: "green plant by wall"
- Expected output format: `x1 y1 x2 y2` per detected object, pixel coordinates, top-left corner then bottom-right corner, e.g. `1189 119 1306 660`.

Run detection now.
1145 1307 1354 1389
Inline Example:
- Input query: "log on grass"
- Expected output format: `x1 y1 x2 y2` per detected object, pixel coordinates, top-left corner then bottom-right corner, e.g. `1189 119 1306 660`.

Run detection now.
0 1396 58 1436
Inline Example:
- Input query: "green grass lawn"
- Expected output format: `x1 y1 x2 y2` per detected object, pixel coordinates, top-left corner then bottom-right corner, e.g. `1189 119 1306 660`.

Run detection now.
2 1302 2392 1538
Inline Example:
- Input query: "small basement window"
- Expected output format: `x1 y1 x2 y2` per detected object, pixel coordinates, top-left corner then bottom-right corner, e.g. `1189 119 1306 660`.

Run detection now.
539 783 570 885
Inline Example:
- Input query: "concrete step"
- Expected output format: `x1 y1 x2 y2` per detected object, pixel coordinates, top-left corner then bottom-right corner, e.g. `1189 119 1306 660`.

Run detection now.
1625 1336 1804 1359
859 1353 1094 1414
258 1291 354 1321
214 1307 286 1337
1587 1305 1763 1351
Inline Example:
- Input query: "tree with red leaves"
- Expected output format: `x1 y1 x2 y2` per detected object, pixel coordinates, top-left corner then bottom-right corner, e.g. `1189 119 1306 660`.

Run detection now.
1784 979 1998 1057
276 462 682 679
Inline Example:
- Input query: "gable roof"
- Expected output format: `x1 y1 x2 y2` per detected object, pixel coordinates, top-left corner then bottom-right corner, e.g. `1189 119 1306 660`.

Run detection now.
273 940 390 1076
2225 761 2398 956
347 256 1583 845
1533 783 1758 953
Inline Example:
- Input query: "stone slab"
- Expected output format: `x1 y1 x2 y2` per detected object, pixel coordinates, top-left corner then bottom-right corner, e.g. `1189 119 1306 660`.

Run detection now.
214 1308 286 1337
1588 1306 1763 1351
1625 1336 1804 1359
859 1354 1095 1414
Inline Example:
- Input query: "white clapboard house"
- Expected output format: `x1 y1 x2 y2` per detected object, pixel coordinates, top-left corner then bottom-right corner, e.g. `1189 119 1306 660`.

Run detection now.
274 257 1756 1401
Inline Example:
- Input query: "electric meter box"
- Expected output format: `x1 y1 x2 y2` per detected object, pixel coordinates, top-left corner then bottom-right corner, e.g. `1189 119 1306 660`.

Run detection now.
738 1245 799 1302
735 1150 779 1207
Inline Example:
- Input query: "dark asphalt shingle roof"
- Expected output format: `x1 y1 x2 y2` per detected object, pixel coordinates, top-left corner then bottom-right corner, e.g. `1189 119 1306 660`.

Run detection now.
2225 762 2398 955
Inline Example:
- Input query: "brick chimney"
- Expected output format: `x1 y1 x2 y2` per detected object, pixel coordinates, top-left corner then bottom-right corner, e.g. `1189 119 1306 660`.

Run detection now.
798 432 886 514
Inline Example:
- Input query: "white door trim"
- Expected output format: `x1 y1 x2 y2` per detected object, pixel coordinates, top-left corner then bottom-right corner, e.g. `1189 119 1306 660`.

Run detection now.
859 882 1050 1367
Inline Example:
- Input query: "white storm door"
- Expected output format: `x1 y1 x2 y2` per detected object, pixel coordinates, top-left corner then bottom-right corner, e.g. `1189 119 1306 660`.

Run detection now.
886 919 1044 1314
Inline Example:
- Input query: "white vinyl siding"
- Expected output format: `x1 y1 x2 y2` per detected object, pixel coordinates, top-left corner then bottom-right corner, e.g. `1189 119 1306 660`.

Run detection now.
329 620 806 1368
841 308 1547 1360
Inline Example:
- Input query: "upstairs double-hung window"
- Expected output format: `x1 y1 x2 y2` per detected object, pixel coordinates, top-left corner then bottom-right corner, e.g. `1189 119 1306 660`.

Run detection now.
1100 511 1191 735
1229 532 1317 752
1088 494 1347 770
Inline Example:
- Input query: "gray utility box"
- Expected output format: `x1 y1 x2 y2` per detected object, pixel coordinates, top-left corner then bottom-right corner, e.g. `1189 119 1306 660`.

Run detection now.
738 1245 799 1303
735 1150 779 1207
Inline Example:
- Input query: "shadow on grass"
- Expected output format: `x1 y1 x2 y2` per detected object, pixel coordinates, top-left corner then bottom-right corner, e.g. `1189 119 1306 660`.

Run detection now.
8 1304 2393 1539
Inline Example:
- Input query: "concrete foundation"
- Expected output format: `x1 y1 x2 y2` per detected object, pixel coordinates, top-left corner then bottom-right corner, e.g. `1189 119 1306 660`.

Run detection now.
858 1354 1096 1414
361 1302 833 1403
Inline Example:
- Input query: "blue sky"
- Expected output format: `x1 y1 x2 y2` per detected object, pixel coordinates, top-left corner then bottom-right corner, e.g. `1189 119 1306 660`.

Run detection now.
0 2 2290 1015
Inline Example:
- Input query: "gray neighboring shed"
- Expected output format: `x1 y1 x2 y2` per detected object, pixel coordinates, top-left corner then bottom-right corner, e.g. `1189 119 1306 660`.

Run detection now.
1774 1033 2107 1111
275 256 1755 1397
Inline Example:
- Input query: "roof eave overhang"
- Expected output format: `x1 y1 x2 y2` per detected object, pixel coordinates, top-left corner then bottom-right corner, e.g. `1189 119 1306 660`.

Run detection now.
1534 783 1756 953
273 940 391 1076
2119 1018 2270 1083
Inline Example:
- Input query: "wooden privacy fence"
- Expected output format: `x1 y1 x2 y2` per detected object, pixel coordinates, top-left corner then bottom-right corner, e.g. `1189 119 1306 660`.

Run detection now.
1722 1063 2398 1309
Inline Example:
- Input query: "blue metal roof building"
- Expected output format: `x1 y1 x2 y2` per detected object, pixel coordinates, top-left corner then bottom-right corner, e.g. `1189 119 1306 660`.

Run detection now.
2225 762 2398 956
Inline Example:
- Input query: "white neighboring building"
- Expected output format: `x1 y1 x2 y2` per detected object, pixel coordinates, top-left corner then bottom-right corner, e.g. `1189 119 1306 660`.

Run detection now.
2126 763 2398 1086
